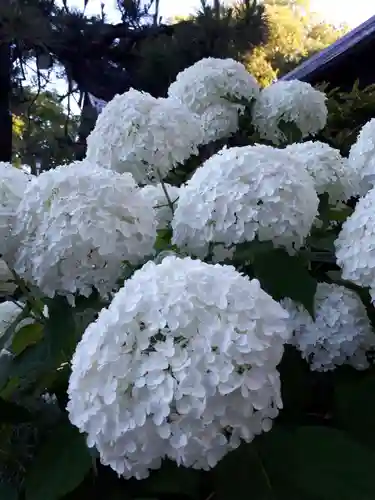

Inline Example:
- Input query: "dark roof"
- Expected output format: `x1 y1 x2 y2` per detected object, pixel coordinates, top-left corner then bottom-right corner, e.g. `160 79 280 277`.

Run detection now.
281 14 375 88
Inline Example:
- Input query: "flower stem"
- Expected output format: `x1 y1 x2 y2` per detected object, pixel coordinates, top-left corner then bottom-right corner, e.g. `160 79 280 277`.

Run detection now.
10 270 45 321
156 168 175 214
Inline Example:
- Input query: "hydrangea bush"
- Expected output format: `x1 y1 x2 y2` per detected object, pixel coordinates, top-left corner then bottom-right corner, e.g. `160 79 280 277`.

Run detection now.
2 57 375 499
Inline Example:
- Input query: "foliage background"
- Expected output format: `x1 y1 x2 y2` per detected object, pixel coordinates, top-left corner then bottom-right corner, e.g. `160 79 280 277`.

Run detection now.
7 0 349 166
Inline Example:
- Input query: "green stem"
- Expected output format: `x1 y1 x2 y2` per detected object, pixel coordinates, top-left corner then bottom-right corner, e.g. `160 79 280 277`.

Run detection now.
156 168 175 214
253 446 276 500
299 250 336 264
10 270 45 321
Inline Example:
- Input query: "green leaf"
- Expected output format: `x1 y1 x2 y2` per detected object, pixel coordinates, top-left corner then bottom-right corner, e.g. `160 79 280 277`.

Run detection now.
278 120 303 144
317 193 330 230
0 306 31 352
24 421 92 500
335 372 375 449
12 323 44 356
43 296 78 360
252 248 317 316
0 397 33 423
154 228 178 254
302 250 336 264
258 425 375 500
328 206 353 222
73 291 103 333
308 232 336 252
139 461 201 499
214 443 273 500
0 350 15 390
277 346 312 422
0 482 18 500
4 297 77 392
233 240 274 263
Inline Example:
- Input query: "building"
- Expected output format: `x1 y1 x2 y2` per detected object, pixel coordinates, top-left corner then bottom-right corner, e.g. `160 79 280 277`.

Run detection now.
281 15 375 89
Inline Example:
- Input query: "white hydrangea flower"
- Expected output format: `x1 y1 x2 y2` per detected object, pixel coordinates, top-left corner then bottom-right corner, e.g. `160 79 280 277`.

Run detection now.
86 89 204 184
168 58 260 114
169 58 259 143
20 164 33 175
41 392 58 405
348 118 375 197
0 162 33 258
335 187 375 303
199 104 241 143
252 81 328 145
67 256 290 479
172 145 319 256
284 141 356 203
13 161 157 300
282 283 375 371
140 183 180 230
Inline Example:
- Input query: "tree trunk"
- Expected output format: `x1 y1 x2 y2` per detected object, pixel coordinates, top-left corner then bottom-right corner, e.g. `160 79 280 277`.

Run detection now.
153 0 160 25
213 0 220 19
0 33 12 163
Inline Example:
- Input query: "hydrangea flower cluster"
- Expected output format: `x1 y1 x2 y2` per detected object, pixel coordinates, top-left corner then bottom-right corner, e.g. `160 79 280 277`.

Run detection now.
252 80 328 145
282 283 375 371
284 141 356 203
335 186 375 300
86 89 204 184
140 183 180 231
168 57 260 114
12 161 157 300
3 55 375 486
172 145 319 256
0 162 32 258
199 104 241 143
169 58 260 142
348 118 375 197
67 256 291 479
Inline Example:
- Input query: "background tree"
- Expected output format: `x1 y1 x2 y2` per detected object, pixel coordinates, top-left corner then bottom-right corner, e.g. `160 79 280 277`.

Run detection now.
12 88 79 172
106 0 268 97
245 0 349 86
2 0 268 164
2 0 102 165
